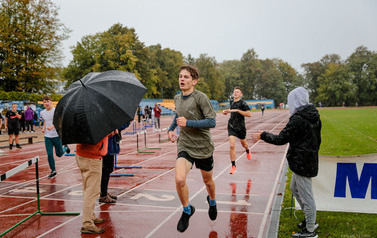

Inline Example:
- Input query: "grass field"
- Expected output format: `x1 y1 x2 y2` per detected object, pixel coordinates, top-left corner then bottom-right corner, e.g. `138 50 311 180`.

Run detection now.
319 108 377 156
278 107 377 238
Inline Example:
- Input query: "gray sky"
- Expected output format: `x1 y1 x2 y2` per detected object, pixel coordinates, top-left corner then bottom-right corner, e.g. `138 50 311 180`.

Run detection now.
53 0 377 72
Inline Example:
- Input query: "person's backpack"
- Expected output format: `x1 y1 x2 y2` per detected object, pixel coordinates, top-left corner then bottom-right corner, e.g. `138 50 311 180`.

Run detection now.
33 111 38 120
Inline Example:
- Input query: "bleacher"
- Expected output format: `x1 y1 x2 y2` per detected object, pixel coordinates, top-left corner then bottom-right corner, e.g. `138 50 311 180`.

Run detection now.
139 98 220 115
139 99 174 115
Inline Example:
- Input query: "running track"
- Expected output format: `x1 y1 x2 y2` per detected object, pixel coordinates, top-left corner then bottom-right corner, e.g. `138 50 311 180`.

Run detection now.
0 109 290 238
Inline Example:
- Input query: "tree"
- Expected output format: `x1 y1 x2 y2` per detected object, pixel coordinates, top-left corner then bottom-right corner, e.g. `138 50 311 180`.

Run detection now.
0 0 69 93
276 59 303 94
239 49 260 99
346 46 377 106
254 59 286 105
316 63 356 106
218 60 241 100
147 44 184 98
194 54 225 101
63 23 165 97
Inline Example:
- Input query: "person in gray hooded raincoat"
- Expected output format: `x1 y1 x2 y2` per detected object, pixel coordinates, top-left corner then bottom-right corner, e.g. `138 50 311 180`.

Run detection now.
253 87 321 238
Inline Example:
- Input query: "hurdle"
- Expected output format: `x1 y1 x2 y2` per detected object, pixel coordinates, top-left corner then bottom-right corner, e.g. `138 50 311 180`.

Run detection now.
158 127 170 143
137 130 161 153
0 156 79 237
110 154 142 177
143 118 154 128
125 121 145 135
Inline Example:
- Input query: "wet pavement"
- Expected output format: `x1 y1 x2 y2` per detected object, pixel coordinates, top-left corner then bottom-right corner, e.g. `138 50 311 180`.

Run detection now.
0 110 289 238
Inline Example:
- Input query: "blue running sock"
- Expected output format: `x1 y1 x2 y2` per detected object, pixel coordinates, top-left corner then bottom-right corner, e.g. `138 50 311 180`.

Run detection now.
183 204 191 215
209 198 216 206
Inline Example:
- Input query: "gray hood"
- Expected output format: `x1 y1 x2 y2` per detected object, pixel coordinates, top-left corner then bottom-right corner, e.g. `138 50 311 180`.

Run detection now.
288 87 309 115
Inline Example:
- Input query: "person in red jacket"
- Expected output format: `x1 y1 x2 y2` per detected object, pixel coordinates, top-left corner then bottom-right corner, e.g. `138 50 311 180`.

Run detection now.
153 103 161 130
76 133 113 234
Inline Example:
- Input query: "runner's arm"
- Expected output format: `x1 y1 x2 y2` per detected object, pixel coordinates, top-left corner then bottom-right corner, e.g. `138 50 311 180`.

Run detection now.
168 114 178 132
186 118 216 128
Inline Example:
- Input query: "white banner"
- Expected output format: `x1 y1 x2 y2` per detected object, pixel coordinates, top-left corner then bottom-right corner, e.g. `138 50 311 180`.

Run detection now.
295 155 377 214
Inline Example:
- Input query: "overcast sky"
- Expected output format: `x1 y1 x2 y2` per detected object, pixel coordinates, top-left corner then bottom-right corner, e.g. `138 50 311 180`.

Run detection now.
52 0 377 72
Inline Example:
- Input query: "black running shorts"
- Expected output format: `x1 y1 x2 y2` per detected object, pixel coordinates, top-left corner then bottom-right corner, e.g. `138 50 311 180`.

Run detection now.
228 127 246 140
177 151 214 172
8 125 20 135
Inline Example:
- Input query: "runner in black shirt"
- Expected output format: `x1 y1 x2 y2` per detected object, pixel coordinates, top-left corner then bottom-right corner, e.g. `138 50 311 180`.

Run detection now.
223 86 251 174
5 104 22 150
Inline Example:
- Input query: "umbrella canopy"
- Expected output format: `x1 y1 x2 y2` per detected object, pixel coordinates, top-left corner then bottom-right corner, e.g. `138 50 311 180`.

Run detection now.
53 70 147 145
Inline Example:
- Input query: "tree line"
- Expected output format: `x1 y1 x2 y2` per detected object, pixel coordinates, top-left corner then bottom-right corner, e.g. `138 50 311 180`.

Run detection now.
1 0 376 106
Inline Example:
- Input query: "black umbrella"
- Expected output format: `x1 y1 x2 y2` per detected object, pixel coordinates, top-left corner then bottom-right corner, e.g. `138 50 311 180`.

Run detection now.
53 70 147 145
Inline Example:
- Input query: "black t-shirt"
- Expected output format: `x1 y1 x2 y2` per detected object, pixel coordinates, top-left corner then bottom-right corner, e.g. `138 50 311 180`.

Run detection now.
6 110 20 127
228 100 250 132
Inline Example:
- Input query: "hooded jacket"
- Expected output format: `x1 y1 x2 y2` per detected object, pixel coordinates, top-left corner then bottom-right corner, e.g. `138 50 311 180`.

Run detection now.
261 88 321 177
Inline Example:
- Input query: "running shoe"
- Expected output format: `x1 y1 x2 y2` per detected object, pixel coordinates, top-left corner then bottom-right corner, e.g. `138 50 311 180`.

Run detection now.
206 195 217 220
246 151 252 160
47 171 57 179
64 145 71 154
16 144 22 149
229 165 236 174
177 205 195 232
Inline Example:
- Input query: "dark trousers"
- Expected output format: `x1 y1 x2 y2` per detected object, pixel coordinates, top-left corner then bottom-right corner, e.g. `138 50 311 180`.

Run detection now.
20 121 25 131
26 120 33 131
45 137 66 172
100 154 115 197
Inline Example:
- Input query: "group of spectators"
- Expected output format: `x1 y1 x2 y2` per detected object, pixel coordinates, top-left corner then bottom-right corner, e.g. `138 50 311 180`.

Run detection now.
0 106 38 135
136 103 162 130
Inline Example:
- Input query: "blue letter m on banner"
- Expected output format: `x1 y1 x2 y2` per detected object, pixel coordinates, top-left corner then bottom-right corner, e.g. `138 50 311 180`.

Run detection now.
334 163 377 199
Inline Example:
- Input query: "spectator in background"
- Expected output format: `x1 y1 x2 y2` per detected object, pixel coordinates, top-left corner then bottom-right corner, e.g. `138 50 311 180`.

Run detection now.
99 122 130 203
19 110 25 132
261 104 265 117
153 104 161 130
253 87 321 238
136 105 142 123
0 113 3 135
24 106 34 133
5 104 22 150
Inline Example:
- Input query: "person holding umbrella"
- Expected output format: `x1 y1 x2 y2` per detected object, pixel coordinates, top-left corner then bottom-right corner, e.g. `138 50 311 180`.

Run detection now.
76 132 112 234
53 70 147 234
168 65 217 233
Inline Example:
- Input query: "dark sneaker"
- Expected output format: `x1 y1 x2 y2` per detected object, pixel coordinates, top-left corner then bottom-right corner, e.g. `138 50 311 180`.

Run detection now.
207 195 217 220
47 171 57 179
80 225 105 234
99 195 116 203
108 192 118 200
93 217 106 224
9 144 13 150
291 228 318 238
64 145 71 154
297 220 319 231
177 205 195 232
16 144 22 149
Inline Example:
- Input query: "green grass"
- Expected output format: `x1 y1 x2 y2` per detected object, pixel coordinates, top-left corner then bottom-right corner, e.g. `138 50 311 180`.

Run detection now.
319 108 377 156
278 108 377 237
